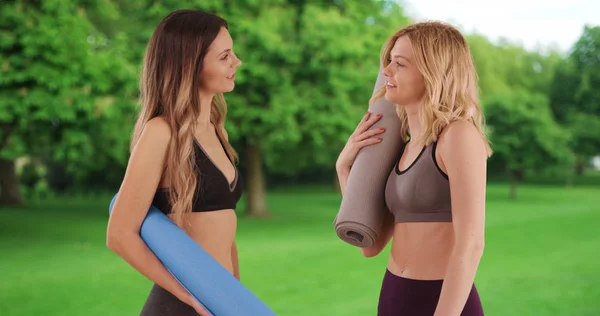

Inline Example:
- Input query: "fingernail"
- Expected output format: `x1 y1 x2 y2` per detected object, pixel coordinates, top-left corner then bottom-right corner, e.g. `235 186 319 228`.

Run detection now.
378 138 383 141
380 128 385 131
376 113 381 117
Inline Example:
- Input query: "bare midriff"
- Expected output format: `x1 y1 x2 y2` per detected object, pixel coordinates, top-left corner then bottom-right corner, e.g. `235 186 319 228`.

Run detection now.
387 222 455 280
169 209 237 275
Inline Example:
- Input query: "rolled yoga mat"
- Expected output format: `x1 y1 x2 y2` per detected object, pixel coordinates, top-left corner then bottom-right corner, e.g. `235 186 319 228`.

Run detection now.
108 194 276 316
333 67 405 248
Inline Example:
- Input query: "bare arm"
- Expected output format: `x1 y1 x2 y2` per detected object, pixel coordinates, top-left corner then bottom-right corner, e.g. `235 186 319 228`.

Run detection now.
336 167 394 258
231 241 240 280
361 210 394 258
106 117 198 309
336 167 350 196
434 121 487 316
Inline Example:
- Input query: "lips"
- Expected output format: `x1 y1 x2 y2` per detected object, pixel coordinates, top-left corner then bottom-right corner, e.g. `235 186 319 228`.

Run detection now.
386 81 397 88
227 73 236 80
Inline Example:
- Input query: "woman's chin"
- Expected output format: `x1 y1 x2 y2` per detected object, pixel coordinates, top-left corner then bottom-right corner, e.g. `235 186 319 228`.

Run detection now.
384 92 400 105
217 84 235 94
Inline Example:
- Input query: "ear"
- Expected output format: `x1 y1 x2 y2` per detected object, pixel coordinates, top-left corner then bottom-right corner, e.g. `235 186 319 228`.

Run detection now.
467 105 475 117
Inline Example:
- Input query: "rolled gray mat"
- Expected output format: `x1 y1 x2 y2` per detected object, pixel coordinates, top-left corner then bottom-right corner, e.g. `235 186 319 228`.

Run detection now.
333 67 405 248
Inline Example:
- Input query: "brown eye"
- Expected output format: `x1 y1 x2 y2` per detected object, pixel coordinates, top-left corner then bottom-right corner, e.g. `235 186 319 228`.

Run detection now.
221 54 228 61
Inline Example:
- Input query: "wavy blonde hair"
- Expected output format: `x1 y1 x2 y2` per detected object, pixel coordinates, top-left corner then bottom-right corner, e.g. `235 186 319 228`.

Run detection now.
130 10 238 226
374 21 492 156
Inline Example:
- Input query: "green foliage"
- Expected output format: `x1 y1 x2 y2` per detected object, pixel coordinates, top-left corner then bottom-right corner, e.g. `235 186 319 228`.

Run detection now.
549 25 600 163
220 1 410 173
486 90 574 177
466 34 512 98
0 0 137 184
1 0 597 195
465 32 573 182
467 34 563 103
566 112 600 159
548 59 581 124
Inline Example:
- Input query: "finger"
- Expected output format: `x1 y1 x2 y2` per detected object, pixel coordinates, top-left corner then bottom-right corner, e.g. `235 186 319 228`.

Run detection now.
353 112 371 132
198 308 209 316
356 113 381 134
355 127 385 141
367 112 383 124
192 303 209 316
357 137 383 148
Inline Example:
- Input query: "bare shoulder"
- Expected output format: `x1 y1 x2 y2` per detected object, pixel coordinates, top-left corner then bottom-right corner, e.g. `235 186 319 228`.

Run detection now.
437 120 487 164
125 116 173 177
131 116 172 154
140 116 172 144
107 116 173 233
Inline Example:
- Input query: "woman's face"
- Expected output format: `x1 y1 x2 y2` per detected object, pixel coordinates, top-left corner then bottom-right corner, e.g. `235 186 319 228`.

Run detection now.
383 35 426 108
200 27 242 94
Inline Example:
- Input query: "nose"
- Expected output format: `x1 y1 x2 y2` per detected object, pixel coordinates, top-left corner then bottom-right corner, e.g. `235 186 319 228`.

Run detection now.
382 61 393 77
233 53 242 67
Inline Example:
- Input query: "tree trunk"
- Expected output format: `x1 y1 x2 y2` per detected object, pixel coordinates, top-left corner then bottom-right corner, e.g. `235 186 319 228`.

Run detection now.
565 165 575 188
509 169 523 200
0 158 23 206
245 142 270 217
575 160 586 176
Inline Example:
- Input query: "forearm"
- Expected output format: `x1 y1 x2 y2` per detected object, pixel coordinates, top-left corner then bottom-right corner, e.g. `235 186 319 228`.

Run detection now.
434 243 484 316
336 167 350 195
336 165 393 257
109 233 191 302
361 210 394 257
231 241 240 280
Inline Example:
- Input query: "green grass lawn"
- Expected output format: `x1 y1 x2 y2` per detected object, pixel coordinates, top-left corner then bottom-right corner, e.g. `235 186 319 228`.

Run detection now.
1 183 598 315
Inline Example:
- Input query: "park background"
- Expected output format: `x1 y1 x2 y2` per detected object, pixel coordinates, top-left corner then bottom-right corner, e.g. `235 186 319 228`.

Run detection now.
1 0 599 315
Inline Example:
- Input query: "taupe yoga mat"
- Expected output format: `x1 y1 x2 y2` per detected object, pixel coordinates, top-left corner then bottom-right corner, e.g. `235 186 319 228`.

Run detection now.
334 67 405 248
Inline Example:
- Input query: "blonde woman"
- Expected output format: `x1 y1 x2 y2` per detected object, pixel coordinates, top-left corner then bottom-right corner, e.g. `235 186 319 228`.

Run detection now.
106 10 242 316
336 21 492 315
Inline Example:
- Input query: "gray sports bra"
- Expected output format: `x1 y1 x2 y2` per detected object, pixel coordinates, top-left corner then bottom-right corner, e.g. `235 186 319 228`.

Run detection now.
384 141 452 223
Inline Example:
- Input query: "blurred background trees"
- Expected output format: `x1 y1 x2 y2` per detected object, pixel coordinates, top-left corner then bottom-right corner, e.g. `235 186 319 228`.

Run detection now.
1 0 598 211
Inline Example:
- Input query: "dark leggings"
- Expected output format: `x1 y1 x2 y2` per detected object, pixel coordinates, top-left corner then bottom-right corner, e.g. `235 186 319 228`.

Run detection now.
378 269 484 316
140 283 199 316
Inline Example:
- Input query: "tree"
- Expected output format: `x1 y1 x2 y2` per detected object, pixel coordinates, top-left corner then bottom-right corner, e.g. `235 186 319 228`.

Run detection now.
466 33 512 99
71 0 410 216
223 1 412 215
570 25 600 167
549 25 600 176
466 31 566 180
467 33 563 102
486 90 573 199
0 0 135 205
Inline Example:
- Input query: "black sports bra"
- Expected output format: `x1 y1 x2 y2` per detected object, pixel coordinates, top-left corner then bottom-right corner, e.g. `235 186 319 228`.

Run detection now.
152 136 243 213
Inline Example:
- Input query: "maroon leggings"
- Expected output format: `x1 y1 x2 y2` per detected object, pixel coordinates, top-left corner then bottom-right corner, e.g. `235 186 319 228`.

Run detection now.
377 269 484 316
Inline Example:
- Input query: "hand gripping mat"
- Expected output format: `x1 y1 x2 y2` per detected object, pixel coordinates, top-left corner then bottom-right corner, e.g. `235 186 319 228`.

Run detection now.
333 67 405 248
108 194 277 316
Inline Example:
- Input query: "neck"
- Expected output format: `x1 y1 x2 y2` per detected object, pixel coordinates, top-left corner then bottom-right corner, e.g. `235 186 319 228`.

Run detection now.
405 104 423 144
197 92 214 128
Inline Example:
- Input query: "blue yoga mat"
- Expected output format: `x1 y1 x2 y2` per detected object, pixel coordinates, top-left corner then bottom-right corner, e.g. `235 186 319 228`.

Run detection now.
108 194 276 316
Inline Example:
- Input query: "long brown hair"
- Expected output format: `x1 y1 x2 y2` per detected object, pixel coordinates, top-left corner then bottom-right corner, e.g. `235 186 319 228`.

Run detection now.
131 10 238 226
373 21 492 156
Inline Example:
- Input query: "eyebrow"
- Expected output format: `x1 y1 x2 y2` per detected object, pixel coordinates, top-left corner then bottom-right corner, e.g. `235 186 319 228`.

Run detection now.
218 48 231 56
391 54 410 63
